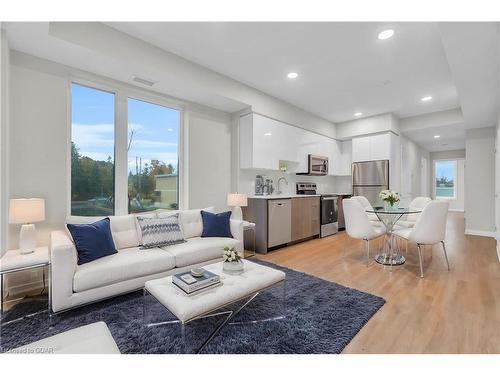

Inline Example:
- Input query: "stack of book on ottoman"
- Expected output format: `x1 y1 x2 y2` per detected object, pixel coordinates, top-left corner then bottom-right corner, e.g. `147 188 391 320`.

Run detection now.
172 268 221 295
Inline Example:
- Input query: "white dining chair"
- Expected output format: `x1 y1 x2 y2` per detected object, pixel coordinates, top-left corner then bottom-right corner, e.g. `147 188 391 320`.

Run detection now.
351 195 381 225
343 198 386 266
393 200 450 278
396 196 432 228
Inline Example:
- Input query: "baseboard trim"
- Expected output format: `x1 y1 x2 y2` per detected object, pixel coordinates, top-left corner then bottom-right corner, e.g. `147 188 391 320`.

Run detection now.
449 209 464 212
464 229 496 238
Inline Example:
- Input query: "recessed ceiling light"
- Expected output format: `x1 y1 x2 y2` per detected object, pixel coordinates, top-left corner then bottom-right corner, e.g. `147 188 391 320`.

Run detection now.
378 29 395 40
421 96 433 102
264 132 272 136
434 135 440 139
354 112 363 117
287 72 298 79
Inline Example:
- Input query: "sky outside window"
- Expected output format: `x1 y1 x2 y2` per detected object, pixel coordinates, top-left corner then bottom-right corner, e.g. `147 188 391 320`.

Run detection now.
435 160 456 198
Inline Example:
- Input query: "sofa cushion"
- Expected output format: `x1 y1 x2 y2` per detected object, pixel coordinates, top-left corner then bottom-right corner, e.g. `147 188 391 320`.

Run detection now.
66 218 117 265
109 215 140 250
73 246 175 292
66 215 140 250
65 216 106 242
178 207 214 239
163 236 240 268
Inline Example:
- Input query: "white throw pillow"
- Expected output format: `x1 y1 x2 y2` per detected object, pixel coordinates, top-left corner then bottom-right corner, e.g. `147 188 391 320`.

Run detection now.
137 214 185 249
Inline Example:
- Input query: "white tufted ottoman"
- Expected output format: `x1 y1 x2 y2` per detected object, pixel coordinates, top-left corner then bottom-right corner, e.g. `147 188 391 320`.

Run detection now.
144 260 286 353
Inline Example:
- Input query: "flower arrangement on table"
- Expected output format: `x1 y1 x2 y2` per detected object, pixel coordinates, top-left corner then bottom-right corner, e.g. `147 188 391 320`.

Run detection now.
379 190 400 209
222 246 244 273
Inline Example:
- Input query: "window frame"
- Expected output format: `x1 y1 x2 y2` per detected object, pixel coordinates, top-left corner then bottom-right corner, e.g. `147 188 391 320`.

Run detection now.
126 95 182 214
433 159 458 200
68 77 185 216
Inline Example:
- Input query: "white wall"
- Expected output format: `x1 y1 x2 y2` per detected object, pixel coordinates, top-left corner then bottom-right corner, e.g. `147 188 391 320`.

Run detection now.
496 115 500 260
465 127 496 236
187 106 232 211
8 58 69 249
399 135 430 206
429 149 466 212
0 29 9 256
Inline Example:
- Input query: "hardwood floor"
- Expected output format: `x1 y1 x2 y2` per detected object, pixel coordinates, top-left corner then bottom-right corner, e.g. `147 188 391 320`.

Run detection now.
256 212 500 353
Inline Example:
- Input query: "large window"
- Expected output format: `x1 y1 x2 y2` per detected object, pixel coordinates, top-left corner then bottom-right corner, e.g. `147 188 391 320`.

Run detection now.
70 81 181 216
127 98 180 213
71 83 115 216
435 160 456 199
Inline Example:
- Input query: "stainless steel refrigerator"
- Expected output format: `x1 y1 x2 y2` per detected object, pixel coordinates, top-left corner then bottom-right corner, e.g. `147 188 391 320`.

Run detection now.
352 160 389 206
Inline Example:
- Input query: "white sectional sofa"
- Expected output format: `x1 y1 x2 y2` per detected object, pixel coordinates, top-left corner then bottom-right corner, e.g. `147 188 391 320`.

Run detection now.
50 207 244 313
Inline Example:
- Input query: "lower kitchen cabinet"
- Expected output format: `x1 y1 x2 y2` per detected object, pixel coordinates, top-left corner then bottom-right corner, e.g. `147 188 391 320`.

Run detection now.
291 197 320 241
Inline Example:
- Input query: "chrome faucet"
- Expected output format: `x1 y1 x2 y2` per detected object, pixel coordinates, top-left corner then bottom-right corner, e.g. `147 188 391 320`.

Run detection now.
277 176 289 195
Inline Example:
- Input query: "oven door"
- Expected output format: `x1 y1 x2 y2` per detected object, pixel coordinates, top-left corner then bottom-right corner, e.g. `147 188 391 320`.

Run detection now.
309 155 328 175
321 195 338 224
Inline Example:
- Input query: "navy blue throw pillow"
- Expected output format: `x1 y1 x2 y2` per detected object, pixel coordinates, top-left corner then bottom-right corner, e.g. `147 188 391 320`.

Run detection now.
201 210 233 238
67 218 117 265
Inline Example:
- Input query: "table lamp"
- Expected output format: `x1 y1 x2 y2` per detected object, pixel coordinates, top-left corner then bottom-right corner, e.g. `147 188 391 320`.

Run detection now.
227 193 248 221
9 198 45 254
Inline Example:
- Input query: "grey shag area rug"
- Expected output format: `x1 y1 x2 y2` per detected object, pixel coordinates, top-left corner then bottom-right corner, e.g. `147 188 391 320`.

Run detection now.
0 260 385 354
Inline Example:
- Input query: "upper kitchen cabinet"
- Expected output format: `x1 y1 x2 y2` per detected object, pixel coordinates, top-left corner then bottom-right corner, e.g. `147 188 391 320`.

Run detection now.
337 140 352 176
239 113 299 171
239 112 341 173
351 132 394 162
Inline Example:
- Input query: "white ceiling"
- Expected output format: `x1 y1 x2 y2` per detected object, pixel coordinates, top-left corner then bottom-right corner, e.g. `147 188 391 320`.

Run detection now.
3 22 499 153
402 123 466 152
107 22 460 123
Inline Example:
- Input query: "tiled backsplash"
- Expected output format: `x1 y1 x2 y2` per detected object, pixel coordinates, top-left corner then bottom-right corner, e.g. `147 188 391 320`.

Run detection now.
238 169 352 196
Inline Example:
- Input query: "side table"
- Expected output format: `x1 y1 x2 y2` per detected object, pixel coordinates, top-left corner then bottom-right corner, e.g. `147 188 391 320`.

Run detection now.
0 246 51 324
243 221 256 258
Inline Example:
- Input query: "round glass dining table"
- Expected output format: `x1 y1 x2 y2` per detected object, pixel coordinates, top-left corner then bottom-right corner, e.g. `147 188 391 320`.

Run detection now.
365 206 422 266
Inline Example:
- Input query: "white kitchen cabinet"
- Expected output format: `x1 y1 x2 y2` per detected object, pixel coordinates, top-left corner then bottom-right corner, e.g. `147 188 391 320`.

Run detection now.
240 112 341 173
352 136 371 162
327 138 341 176
240 113 299 170
339 140 352 176
370 133 391 160
352 133 392 162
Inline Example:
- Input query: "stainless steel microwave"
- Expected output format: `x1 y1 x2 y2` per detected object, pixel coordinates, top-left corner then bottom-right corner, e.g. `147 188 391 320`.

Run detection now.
297 155 329 176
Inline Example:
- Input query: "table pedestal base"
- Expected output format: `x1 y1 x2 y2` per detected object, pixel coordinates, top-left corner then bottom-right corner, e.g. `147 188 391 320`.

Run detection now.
374 253 406 266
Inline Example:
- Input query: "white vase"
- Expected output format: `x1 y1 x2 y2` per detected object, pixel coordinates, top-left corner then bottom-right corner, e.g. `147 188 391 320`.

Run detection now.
223 260 244 274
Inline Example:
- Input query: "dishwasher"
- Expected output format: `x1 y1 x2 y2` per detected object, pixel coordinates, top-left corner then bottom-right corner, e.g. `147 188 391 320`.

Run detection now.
267 199 292 248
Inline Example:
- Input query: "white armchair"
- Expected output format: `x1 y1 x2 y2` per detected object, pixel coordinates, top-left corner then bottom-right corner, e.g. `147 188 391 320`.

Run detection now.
343 198 386 266
393 200 450 278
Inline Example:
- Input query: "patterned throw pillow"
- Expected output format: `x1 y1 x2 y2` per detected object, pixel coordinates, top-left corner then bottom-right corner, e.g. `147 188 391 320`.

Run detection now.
137 214 185 249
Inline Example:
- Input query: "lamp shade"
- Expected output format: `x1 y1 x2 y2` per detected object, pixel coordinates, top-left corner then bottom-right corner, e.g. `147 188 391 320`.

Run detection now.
227 193 248 207
9 198 46 224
